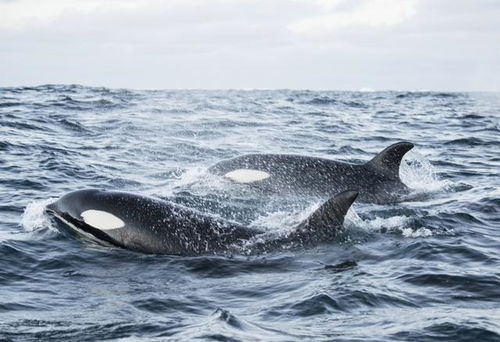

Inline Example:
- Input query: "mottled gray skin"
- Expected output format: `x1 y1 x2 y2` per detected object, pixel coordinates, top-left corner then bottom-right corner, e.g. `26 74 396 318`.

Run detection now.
209 142 414 204
46 189 358 255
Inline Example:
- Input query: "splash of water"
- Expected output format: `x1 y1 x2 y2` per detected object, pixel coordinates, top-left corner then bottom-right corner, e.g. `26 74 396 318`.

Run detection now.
400 150 449 193
21 198 57 232
169 167 235 195
174 167 211 188
250 202 321 233
346 207 433 238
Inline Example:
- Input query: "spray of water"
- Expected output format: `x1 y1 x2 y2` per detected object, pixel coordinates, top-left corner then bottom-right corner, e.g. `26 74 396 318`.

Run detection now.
250 202 320 233
126 150 447 243
400 150 449 193
21 198 57 232
346 207 433 238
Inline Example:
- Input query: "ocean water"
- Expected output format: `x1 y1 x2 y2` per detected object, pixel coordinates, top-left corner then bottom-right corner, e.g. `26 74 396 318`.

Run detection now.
1 85 499 341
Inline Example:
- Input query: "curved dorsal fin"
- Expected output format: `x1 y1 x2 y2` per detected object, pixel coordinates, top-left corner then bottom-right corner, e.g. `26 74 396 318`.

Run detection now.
303 190 358 232
366 142 414 180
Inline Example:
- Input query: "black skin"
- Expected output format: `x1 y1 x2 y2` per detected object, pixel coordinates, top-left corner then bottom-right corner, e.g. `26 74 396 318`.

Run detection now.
209 142 414 204
46 189 358 255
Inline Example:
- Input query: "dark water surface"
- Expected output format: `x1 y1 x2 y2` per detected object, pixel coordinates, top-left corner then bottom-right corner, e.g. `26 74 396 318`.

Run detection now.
1 85 499 341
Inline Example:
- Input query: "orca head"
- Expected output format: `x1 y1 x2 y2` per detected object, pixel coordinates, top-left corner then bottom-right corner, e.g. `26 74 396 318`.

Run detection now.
46 189 125 231
46 189 101 220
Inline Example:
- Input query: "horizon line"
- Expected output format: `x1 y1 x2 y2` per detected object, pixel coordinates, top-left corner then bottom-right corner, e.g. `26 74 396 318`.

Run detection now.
1 83 499 93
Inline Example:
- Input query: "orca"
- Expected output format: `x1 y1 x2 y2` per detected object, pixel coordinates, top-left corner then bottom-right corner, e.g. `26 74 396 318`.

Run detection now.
46 189 358 255
209 142 414 204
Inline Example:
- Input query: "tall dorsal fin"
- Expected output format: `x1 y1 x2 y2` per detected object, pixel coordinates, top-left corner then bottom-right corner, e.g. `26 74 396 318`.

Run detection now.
302 190 358 233
366 142 414 180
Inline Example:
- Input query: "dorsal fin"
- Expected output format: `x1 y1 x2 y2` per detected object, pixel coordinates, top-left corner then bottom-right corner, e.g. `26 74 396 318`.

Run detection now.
255 191 358 250
366 142 414 180
302 190 358 233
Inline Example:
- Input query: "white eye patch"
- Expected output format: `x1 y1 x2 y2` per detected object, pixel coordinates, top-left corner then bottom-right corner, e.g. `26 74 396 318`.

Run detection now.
81 210 125 230
224 169 270 183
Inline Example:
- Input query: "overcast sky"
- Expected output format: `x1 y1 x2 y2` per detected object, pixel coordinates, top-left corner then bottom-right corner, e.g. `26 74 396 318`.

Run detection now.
1 0 499 90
